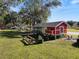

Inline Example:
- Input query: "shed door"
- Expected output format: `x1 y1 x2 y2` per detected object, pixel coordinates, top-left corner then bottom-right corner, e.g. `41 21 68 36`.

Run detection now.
60 26 64 34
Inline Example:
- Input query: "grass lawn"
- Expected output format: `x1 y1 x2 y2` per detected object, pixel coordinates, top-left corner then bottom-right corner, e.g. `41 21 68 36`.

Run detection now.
71 35 78 38
0 30 79 59
67 29 79 38
68 29 79 32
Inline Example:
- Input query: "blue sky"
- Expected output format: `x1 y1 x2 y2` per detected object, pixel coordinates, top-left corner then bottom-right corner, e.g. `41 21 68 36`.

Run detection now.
10 2 24 12
10 0 79 22
48 0 79 22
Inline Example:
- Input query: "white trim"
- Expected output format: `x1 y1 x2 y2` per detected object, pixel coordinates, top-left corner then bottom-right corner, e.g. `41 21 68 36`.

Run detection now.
56 21 68 27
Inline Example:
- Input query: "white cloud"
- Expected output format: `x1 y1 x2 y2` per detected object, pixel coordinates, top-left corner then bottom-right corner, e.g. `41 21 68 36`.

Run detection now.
71 0 79 4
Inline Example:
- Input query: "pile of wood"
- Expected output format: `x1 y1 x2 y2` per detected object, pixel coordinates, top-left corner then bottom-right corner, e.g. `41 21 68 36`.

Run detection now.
21 35 43 45
22 35 36 45
21 30 45 45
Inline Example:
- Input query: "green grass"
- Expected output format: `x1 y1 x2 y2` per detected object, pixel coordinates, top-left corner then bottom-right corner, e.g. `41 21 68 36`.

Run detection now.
71 35 78 38
0 37 79 59
68 29 79 32
67 29 79 38
0 30 79 59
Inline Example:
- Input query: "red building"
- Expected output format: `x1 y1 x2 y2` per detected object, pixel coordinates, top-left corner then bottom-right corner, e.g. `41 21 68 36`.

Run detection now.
45 21 68 35
34 21 68 36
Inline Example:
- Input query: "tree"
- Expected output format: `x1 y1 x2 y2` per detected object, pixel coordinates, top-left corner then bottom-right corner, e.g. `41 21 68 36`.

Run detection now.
0 0 25 30
67 21 75 27
18 0 61 25
0 2 9 25
0 0 61 31
77 22 79 27
15 0 61 31
0 0 15 25
0 0 24 17
4 12 18 25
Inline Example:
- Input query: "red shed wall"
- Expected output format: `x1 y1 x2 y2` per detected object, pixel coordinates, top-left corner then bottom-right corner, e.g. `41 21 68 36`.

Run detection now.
45 22 67 35
56 22 67 34
45 27 55 34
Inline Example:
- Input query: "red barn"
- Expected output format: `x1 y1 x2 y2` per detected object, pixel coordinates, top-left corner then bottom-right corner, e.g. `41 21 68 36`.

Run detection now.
45 21 67 35
34 21 68 37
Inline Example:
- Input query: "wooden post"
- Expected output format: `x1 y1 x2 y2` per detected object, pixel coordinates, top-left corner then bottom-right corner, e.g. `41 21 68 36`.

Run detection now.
55 27 56 40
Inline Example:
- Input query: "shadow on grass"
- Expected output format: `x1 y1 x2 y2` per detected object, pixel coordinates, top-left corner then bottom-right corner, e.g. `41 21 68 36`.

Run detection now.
72 42 79 48
0 31 22 38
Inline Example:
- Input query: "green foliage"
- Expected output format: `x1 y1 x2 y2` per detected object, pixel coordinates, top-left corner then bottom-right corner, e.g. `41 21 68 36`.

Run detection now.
18 0 61 26
4 12 17 25
67 21 75 27
19 0 25 2
77 22 79 27
0 0 61 31
0 3 9 25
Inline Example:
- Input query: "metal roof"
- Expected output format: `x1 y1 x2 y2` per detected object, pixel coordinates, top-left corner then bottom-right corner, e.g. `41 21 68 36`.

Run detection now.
34 21 63 27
